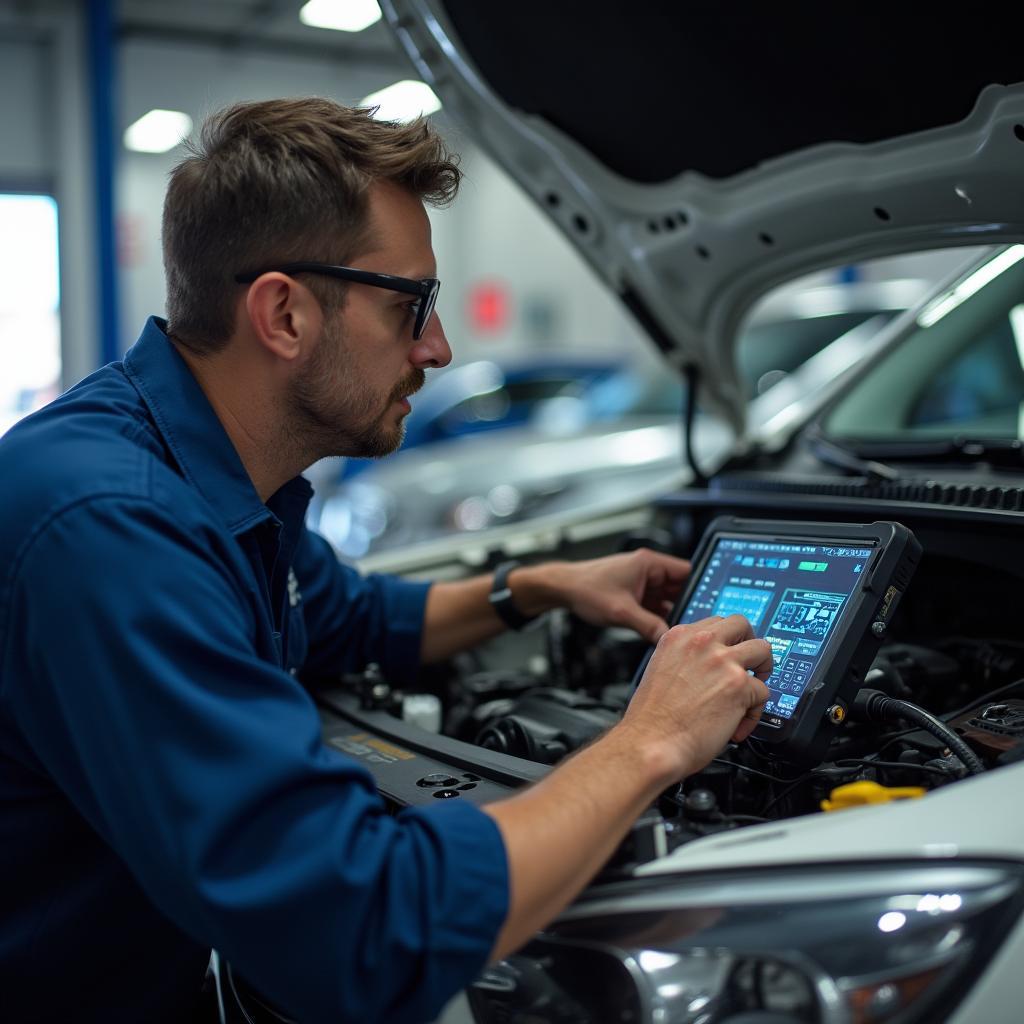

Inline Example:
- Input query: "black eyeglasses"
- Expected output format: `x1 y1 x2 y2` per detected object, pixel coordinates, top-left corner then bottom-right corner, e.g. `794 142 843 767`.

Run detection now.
234 261 440 340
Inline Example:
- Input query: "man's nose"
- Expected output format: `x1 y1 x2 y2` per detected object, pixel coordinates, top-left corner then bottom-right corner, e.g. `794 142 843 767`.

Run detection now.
410 312 452 369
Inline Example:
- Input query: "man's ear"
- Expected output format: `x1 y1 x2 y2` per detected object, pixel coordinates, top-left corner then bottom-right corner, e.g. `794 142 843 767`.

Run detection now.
242 273 320 362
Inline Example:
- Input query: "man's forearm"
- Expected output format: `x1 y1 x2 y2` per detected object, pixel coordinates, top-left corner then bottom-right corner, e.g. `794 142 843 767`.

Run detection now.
419 564 568 663
482 723 678 960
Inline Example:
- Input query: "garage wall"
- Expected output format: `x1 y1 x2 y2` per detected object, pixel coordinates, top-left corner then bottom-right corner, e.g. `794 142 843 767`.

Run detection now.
115 35 651 364
0 38 51 184
0 6 98 389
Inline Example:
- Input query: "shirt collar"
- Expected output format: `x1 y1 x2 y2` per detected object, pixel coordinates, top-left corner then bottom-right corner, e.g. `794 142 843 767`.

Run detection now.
123 317 312 535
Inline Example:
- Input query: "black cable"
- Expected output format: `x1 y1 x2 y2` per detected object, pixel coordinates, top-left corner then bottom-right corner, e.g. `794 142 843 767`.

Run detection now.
683 364 707 486
743 737 818 780
759 772 820 818
745 736 781 762
853 690 985 776
711 757 793 784
890 701 985 775
832 757 949 778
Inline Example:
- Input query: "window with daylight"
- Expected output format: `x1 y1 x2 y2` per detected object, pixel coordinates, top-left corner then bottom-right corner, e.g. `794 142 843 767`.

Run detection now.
0 193 61 436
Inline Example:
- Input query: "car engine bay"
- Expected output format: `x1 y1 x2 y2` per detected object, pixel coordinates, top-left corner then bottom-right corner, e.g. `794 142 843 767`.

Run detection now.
321 480 1024 863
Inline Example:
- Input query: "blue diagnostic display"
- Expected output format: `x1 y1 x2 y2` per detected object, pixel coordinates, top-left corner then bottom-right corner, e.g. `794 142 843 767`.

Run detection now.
678 537 874 720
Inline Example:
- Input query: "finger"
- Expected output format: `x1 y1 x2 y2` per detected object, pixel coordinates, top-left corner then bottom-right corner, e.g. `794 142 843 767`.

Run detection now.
640 552 691 584
731 637 774 680
641 591 678 614
730 711 762 744
622 605 672 644
641 591 679 616
651 551 691 572
630 606 671 638
684 613 755 647
647 580 688 602
731 692 768 742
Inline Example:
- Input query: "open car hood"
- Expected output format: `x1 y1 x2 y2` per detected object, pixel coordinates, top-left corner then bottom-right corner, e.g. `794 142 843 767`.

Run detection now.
381 1 1024 429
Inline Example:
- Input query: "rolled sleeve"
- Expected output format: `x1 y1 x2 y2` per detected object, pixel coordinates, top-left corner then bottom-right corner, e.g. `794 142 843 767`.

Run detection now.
3 496 507 1024
295 527 432 683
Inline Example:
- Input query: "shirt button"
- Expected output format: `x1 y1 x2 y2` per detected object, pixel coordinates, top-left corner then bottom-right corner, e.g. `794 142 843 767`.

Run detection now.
289 668 298 677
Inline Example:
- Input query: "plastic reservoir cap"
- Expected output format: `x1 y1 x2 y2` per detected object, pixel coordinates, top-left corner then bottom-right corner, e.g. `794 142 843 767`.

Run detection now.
821 780 926 812
402 694 442 733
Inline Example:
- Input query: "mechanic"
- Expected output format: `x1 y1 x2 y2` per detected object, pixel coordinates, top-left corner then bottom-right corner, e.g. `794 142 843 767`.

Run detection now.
0 97 772 1024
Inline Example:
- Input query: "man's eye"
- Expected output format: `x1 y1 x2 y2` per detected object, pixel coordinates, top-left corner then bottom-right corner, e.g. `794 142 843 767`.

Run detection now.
404 300 421 318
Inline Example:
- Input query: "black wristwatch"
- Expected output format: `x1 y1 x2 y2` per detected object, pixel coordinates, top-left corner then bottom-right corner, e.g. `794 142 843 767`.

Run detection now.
488 560 537 631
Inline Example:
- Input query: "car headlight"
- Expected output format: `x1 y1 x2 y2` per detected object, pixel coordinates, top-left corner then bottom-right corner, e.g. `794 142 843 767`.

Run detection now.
468 862 1024 1024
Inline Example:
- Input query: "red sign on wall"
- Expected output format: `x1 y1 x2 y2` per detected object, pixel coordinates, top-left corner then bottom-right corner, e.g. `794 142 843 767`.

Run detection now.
466 280 510 334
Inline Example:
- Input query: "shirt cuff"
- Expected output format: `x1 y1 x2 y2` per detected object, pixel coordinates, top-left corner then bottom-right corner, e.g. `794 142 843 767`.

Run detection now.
398 798 509 1006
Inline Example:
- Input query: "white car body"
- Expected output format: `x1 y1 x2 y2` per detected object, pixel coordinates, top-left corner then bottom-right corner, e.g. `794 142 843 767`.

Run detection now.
346 6 1024 1022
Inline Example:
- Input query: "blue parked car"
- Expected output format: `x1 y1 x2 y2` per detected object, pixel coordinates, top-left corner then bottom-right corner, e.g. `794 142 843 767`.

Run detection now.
337 355 653 481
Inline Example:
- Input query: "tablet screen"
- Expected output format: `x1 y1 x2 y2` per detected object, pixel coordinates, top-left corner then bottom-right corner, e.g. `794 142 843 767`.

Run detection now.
677 536 876 721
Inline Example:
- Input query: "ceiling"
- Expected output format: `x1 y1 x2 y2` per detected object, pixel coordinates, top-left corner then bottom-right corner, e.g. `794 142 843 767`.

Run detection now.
117 0 404 68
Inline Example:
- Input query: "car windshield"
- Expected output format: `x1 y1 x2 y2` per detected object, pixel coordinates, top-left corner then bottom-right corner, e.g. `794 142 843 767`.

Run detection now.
824 246 1024 443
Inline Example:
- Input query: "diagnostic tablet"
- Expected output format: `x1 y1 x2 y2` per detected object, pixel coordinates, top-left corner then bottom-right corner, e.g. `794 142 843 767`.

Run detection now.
639 517 921 763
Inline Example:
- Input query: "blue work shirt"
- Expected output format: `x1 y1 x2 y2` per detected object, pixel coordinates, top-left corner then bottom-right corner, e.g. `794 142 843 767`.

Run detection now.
0 318 509 1024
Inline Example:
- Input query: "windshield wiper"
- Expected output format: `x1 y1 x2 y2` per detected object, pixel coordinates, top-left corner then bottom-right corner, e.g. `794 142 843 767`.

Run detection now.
821 436 1024 469
811 438 901 481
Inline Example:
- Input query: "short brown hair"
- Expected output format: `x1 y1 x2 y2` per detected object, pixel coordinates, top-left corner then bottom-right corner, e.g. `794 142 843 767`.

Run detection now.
162 97 461 353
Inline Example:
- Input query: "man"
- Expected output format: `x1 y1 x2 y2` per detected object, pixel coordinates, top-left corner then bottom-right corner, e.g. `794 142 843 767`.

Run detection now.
0 98 771 1023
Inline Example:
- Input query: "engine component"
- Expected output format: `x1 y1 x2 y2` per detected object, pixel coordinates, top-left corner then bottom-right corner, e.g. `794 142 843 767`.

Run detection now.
446 669 539 741
949 698 1024 758
402 693 442 733
546 610 648 692
474 688 620 764
875 643 960 690
344 662 405 715
598 807 669 877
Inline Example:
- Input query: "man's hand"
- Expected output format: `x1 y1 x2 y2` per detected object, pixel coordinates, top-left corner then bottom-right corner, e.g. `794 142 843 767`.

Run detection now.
620 614 773 781
483 612 772 960
512 549 692 644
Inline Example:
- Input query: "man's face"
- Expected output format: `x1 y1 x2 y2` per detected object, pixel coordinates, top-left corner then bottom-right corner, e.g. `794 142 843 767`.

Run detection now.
290 313 424 459
288 182 451 460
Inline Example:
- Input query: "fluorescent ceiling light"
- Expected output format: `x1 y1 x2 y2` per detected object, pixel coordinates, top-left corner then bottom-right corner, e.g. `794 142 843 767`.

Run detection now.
124 109 193 154
361 80 441 122
300 0 381 32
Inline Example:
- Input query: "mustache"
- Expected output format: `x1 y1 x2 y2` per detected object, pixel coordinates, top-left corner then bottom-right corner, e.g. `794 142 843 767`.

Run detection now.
390 369 425 404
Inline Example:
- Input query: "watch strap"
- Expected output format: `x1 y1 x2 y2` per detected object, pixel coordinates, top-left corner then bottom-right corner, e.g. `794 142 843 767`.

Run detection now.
488 560 536 630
